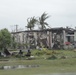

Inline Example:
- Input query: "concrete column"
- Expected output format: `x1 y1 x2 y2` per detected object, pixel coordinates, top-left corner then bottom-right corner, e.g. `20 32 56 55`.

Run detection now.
74 31 76 41
63 30 66 45
47 31 52 49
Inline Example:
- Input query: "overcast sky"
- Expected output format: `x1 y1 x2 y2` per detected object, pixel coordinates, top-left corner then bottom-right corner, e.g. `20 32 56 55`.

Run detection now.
0 0 76 31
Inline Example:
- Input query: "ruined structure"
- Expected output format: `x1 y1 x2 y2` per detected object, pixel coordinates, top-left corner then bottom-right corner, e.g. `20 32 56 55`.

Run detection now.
11 27 76 49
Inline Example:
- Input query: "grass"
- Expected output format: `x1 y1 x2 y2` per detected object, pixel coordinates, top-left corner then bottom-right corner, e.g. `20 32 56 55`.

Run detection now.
0 50 76 75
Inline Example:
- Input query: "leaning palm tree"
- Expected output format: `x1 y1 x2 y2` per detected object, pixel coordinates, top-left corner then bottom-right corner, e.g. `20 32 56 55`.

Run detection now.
37 12 50 48
39 12 50 30
26 17 37 49
26 17 37 30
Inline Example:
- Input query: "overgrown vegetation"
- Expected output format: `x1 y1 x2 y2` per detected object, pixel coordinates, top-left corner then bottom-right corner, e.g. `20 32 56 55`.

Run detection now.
0 50 76 75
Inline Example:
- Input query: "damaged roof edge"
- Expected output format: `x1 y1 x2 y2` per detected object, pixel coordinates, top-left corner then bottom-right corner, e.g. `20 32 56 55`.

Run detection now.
11 27 76 34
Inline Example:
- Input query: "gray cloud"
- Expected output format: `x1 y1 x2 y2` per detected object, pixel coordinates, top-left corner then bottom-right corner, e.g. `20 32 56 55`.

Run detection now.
0 0 76 31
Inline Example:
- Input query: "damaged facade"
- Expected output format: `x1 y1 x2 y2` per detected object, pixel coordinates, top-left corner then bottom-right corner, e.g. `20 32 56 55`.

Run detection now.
11 27 76 49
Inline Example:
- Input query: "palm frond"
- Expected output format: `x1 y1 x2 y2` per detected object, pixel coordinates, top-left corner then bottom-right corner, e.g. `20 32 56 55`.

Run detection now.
39 12 50 29
26 16 37 30
44 22 48 25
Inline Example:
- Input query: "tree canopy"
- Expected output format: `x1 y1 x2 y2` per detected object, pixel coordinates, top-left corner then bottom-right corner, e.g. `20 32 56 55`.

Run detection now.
39 12 50 29
0 28 11 50
26 17 37 30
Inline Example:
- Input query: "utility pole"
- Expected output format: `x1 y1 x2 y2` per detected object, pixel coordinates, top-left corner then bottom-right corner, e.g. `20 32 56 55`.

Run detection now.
15 25 18 32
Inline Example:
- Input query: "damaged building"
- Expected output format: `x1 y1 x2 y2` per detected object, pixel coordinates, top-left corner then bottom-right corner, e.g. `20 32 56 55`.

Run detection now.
11 27 76 49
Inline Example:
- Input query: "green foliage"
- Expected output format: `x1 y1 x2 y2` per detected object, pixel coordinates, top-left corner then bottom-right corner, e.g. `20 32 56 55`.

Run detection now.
26 12 50 30
26 17 37 30
0 28 11 50
47 55 57 60
32 50 45 56
39 12 50 29
11 36 17 49
32 48 51 56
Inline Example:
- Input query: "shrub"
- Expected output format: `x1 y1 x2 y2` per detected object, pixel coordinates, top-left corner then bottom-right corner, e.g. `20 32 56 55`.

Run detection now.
60 56 67 59
47 55 57 60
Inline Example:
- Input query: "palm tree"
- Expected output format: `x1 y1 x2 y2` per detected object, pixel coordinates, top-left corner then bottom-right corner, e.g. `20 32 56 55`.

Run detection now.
39 12 50 30
26 17 37 30
35 12 49 48
26 17 37 49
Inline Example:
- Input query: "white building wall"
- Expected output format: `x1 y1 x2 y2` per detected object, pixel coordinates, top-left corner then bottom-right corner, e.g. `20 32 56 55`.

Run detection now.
47 31 53 48
63 30 67 44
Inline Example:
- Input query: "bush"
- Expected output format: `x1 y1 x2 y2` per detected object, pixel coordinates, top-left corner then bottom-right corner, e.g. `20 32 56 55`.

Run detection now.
60 56 67 59
47 55 57 60
32 48 52 56
35 50 45 56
